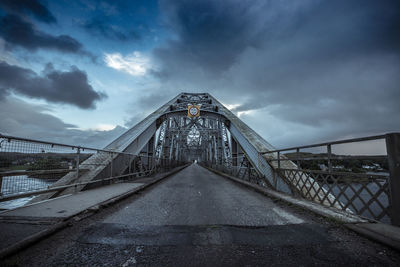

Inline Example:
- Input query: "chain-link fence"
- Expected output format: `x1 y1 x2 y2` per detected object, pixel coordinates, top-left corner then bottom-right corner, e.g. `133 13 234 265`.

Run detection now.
0 134 186 204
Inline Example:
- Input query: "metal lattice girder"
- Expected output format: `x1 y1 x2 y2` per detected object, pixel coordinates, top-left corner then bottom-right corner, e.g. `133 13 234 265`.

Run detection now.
32 92 336 205
205 95 293 193
155 120 167 158
221 122 232 167
208 95 341 208
31 94 183 202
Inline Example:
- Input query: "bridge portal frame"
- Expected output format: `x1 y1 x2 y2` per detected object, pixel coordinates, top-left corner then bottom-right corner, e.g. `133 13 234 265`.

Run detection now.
30 93 329 204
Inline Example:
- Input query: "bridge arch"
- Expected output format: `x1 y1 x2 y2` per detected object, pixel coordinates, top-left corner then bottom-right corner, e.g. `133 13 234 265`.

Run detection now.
31 93 339 210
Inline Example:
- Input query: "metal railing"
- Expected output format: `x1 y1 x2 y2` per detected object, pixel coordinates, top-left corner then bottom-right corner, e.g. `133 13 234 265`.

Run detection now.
260 133 400 225
0 134 186 205
203 133 400 225
202 155 265 186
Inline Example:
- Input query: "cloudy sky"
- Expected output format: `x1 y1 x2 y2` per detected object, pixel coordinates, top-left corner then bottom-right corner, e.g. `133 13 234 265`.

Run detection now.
0 0 399 151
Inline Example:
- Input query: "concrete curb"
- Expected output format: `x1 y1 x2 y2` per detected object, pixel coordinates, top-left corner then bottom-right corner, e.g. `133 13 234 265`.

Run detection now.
345 223 400 251
201 165 400 251
0 221 69 260
0 163 190 260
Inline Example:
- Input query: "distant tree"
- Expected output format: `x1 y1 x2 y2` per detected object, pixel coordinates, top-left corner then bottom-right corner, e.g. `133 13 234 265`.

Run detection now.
28 158 62 170
352 167 365 173
300 161 320 170
0 156 11 168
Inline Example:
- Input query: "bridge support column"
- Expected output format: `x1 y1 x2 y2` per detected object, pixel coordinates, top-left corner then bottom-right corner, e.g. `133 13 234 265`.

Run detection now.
147 135 154 170
231 138 238 167
162 119 172 160
216 120 224 165
231 138 244 176
386 133 400 226
208 142 212 163
212 135 217 164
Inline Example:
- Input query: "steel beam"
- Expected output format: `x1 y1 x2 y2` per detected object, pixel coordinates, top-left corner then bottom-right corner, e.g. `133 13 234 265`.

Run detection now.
31 94 183 202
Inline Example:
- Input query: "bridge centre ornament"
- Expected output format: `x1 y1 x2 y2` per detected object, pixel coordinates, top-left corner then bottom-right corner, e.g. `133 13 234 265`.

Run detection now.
188 105 200 117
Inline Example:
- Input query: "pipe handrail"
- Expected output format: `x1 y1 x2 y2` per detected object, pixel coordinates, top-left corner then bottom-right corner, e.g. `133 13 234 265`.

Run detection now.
0 134 168 160
261 133 393 154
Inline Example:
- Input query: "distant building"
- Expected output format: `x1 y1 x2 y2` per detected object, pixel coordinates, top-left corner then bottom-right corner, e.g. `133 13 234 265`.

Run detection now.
362 165 374 170
333 165 344 170
319 164 327 171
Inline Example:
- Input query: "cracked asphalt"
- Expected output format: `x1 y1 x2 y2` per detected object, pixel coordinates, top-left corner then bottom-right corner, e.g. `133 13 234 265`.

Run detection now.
3 164 400 266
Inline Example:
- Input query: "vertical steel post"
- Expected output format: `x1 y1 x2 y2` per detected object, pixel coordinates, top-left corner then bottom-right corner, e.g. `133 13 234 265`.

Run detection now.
110 152 113 184
0 175 3 196
386 133 400 226
277 151 281 170
128 154 132 179
75 148 80 193
327 144 332 173
247 163 251 181
296 148 300 170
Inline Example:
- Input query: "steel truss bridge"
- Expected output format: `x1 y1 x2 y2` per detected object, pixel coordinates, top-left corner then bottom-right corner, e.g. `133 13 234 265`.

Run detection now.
0 93 399 225
27 92 329 202
1 93 400 264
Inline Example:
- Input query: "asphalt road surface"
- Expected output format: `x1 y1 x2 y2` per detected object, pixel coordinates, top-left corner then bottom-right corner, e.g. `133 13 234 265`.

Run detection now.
103 163 306 226
4 164 400 266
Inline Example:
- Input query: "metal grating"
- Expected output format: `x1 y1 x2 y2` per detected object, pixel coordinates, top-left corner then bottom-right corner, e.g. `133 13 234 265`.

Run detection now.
279 168 390 223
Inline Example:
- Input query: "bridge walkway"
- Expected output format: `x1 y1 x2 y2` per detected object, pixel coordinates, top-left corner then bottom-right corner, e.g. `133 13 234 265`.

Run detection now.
2 164 400 266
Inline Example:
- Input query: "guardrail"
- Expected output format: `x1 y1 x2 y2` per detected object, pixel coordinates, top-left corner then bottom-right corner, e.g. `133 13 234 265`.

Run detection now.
0 134 186 204
261 133 400 225
205 133 400 226
202 155 265 186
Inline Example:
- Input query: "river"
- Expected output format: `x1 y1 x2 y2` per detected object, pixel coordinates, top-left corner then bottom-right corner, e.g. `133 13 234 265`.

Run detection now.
0 175 56 210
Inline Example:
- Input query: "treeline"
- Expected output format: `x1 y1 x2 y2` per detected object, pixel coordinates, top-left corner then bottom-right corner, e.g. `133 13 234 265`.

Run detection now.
0 153 92 171
284 152 388 173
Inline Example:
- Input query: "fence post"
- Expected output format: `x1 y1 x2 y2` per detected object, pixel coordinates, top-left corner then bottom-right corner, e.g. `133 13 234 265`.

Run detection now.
110 152 114 183
327 144 332 173
386 133 400 226
75 148 80 193
128 154 132 179
247 163 251 181
277 151 281 169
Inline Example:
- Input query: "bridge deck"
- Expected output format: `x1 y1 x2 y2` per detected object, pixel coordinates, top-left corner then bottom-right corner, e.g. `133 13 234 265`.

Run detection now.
0 182 144 220
103 163 305 226
3 164 400 266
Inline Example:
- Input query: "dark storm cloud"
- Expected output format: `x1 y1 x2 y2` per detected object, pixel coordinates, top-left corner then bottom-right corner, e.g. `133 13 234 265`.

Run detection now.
155 0 256 74
155 0 399 76
0 0 56 23
0 97 126 148
152 0 400 143
82 17 140 41
124 91 173 127
0 14 94 59
0 61 106 109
